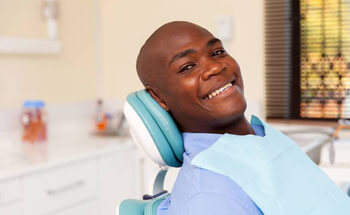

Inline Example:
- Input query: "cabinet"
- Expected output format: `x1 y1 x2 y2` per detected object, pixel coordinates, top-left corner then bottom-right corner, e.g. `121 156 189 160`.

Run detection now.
22 159 97 215
53 200 97 215
0 140 140 215
98 147 139 215
0 178 22 215
0 202 22 215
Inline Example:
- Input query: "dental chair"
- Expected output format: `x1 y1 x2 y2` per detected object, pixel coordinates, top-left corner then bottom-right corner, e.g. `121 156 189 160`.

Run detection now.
119 90 184 215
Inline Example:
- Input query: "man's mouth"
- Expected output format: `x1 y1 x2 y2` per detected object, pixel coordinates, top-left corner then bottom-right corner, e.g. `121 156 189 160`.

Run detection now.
204 80 236 100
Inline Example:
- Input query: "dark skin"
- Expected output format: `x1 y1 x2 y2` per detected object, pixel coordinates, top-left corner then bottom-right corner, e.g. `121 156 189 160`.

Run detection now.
137 21 255 135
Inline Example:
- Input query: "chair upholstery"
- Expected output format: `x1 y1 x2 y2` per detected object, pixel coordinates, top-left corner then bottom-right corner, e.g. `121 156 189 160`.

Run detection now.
119 194 169 215
124 90 184 167
121 90 182 215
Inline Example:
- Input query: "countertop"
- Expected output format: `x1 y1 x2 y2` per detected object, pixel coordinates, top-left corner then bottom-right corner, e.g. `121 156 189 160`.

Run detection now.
0 125 134 181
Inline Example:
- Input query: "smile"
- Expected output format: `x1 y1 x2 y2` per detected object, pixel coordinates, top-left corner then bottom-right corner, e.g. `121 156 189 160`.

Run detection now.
205 81 235 100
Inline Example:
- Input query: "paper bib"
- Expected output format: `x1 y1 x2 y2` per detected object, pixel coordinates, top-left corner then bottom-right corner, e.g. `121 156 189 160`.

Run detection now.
192 116 350 215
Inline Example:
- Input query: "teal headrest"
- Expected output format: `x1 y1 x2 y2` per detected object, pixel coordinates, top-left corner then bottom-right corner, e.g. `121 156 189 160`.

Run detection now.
124 90 184 167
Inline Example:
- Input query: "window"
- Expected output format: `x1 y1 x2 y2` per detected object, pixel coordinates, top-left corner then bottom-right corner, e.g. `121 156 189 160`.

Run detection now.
300 0 350 119
265 0 350 119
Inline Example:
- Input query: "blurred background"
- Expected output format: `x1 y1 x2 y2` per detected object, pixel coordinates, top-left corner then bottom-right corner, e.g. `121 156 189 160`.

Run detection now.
0 0 349 214
0 0 264 108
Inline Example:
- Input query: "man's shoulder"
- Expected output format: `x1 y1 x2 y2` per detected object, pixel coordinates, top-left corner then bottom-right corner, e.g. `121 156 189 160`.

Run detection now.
161 158 263 215
170 158 252 205
168 188 262 215
176 191 262 215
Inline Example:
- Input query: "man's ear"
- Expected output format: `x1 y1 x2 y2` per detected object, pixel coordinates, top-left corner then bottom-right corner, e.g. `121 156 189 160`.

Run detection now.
146 87 170 112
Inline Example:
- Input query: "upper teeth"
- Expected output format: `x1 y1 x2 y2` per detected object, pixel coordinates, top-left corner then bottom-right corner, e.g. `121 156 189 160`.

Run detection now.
206 82 233 99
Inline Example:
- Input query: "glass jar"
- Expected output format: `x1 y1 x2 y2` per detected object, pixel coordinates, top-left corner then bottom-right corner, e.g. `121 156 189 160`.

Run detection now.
21 100 47 143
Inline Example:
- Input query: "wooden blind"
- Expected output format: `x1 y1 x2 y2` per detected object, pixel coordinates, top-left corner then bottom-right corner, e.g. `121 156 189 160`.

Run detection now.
300 0 350 119
265 0 294 118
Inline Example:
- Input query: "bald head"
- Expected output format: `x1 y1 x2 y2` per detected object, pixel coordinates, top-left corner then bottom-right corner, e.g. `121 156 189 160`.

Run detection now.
136 21 213 88
134 21 248 134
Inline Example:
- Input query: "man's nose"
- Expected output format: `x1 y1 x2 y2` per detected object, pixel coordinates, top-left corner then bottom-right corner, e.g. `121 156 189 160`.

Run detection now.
201 60 227 81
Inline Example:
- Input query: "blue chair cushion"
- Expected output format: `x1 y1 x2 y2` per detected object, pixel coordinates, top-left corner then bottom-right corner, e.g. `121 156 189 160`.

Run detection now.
119 195 169 215
136 90 183 162
126 90 184 167
119 199 148 215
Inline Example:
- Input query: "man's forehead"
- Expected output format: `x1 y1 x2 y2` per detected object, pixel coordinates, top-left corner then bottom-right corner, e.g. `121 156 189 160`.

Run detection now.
149 23 213 52
142 23 214 70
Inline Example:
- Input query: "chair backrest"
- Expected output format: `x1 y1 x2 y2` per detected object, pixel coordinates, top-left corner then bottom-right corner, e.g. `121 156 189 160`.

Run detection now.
121 90 180 215
123 90 184 167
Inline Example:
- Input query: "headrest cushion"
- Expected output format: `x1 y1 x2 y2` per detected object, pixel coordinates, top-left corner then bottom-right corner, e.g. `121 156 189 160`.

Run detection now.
125 90 184 167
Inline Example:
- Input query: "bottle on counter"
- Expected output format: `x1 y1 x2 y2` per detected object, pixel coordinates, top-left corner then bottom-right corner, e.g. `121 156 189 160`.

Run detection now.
95 99 109 132
21 100 47 143
94 99 125 135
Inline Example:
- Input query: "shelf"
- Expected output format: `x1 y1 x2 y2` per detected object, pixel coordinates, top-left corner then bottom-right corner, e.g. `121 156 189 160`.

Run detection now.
0 36 61 54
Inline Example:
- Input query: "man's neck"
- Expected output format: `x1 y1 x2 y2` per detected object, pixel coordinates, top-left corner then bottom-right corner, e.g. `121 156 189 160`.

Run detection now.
181 115 256 135
219 115 255 135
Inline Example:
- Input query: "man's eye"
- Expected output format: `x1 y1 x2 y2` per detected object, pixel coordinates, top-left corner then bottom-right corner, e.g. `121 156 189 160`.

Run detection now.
212 49 226 57
179 64 195 73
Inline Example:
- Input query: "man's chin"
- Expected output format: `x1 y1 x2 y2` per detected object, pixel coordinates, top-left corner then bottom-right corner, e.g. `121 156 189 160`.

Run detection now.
208 106 246 123
221 101 246 120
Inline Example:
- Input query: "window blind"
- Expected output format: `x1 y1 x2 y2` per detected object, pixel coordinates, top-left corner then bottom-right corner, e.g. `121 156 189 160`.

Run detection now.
265 0 295 118
300 0 350 119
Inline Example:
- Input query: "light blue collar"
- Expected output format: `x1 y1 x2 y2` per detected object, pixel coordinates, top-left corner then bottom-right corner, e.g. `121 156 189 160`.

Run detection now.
182 133 222 159
182 115 265 159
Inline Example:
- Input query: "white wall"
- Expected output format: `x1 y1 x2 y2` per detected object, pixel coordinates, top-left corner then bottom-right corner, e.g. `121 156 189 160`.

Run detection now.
100 0 265 109
0 0 98 108
0 0 265 113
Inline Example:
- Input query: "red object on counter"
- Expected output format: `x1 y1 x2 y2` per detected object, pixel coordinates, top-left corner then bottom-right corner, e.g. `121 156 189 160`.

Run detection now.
95 99 109 132
21 100 47 143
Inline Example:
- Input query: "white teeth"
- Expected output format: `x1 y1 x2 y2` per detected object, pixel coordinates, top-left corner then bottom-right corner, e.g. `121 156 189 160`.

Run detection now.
206 82 233 100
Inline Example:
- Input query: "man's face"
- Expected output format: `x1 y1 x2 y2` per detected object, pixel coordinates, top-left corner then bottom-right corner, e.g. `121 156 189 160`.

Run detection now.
150 24 246 133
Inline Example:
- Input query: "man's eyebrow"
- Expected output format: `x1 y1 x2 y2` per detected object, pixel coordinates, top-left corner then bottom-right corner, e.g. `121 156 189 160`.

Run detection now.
169 49 196 67
206 38 222 47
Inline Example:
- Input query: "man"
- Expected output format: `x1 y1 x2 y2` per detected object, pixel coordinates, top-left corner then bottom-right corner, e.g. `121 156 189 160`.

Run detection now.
136 21 263 215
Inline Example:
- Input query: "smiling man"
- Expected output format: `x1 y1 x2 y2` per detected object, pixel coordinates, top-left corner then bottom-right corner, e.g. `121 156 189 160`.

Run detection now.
137 21 263 215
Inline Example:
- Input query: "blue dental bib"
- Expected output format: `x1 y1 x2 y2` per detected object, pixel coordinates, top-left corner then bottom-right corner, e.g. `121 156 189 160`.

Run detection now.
192 116 350 215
